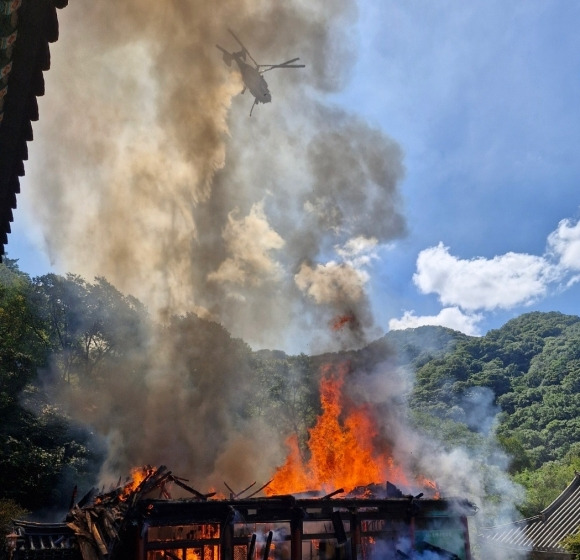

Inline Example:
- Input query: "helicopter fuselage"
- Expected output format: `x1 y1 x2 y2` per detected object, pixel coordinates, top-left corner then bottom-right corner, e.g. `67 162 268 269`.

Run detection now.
217 31 303 115
231 54 272 104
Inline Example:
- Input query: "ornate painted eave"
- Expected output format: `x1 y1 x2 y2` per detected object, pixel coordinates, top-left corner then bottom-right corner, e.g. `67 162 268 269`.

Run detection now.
0 0 67 261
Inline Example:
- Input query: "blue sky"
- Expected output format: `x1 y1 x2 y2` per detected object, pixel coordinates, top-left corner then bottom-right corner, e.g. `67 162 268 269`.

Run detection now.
7 1 580 345
340 1 580 335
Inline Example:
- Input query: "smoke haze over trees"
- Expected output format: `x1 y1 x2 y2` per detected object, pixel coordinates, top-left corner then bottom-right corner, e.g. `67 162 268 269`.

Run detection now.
1 262 579 532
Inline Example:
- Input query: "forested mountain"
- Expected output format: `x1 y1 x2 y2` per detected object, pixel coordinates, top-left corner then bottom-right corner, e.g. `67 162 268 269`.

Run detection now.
411 312 580 465
1 259 579 526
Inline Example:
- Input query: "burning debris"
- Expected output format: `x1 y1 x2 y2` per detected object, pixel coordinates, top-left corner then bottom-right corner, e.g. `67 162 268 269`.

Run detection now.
9 465 476 560
9 466 212 560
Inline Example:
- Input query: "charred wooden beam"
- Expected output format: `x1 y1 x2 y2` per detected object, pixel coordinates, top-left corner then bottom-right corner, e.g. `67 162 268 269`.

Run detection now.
247 533 256 560
246 479 272 498
331 511 347 545
170 476 209 500
223 480 257 499
321 488 344 500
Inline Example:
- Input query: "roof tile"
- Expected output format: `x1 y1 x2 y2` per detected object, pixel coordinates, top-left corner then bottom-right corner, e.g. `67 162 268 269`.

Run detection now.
480 473 580 556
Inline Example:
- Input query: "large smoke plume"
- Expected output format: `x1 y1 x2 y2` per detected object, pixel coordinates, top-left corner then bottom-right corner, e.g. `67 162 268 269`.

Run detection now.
31 0 404 351
27 0 523 546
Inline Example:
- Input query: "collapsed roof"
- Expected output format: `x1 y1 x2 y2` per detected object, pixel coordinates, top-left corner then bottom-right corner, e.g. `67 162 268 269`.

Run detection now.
10 465 477 560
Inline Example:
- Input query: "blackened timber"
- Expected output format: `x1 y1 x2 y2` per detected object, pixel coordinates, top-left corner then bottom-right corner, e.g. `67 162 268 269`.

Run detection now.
224 481 235 498
290 515 303 560
331 511 347 544
245 479 273 498
235 481 256 499
223 480 256 499
262 531 273 560
320 487 344 500
247 533 256 560
349 509 360 560
220 510 234 560
171 476 209 500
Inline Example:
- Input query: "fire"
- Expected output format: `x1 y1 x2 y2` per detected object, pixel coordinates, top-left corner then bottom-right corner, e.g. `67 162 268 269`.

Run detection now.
417 475 440 499
267 362 410 495
120 466 154 501
331 314 357 331
208 487 225 500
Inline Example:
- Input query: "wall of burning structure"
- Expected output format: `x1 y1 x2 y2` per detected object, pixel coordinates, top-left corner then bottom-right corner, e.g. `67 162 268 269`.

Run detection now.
137 496 475 560
9 467 476 560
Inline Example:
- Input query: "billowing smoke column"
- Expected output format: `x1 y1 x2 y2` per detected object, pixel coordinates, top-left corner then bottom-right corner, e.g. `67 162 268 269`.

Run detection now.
28 0 522 545
30 0 405 352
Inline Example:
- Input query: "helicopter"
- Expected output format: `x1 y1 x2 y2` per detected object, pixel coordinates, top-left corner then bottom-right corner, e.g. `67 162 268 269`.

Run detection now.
217 29 305 116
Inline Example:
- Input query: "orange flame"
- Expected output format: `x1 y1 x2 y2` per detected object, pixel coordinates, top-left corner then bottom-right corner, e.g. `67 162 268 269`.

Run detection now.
119 466 153 501
417 475 441 499
331 314 356 331
267 363 409 495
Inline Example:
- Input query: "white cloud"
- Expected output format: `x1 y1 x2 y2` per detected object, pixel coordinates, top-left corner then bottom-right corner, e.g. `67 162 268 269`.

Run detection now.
547 218 580 271
395 217 580 336
413 242 558 311
389 307 483 336
337 235 378 257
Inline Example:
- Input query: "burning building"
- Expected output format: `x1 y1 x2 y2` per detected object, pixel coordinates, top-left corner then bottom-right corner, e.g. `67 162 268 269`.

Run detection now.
7 352 483 560
9 466 476 560
8 364 479 559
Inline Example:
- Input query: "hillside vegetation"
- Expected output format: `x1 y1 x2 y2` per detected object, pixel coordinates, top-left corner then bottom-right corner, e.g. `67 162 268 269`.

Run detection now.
1 259 579 521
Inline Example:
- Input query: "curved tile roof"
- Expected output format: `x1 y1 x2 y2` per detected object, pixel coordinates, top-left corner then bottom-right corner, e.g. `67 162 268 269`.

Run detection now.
480 472 580 557
0 0 67 261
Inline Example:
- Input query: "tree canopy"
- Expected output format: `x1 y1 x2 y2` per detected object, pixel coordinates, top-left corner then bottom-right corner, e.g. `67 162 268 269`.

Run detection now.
1 259 579 518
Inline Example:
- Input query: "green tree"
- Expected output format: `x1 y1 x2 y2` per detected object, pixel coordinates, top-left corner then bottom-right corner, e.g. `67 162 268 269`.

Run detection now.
496 435 532 474
31 274 148 384
410 312 580 471
248 352 319 451
560 529 580 555
0 264 100 511
513 450 580 518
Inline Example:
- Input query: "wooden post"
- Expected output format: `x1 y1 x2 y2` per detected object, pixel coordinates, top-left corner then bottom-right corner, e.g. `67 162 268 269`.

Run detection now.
462 516 472 560
350 510 360 560
220 514 234 560
291 513 303 560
